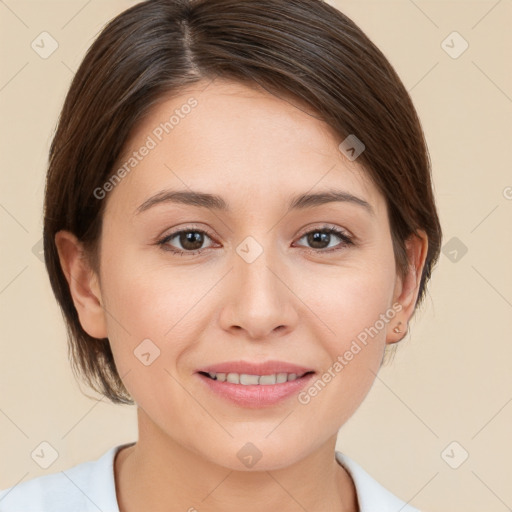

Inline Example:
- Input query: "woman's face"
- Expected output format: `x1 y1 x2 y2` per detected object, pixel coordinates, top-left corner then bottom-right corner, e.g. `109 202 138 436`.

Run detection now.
86 79 414 469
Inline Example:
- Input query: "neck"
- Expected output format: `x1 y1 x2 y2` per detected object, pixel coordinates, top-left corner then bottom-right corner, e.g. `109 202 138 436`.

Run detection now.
114 409 358 512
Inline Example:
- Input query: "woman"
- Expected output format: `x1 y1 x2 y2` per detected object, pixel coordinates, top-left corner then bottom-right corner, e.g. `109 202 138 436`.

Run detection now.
0 0 441 510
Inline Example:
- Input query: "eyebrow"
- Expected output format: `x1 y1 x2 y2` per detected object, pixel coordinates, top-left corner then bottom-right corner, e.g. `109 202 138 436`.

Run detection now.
134 189 374 216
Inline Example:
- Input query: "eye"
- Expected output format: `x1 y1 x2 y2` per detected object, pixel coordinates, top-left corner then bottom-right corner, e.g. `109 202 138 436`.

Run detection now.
157 224 354 256
294 225 354 253
157 227 216 255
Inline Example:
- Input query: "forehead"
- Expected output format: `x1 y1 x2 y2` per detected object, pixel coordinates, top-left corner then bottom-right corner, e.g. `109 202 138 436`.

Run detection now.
104 78 383 218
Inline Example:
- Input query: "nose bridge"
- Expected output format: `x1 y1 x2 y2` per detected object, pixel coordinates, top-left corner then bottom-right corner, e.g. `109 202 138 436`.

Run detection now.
235 236 284 306
221 234 298 338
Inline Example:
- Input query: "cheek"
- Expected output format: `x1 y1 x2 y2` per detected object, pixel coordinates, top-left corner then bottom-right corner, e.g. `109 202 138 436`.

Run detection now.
299 249 396 350
97 242 227 409
100 228 205 333
99 260 197 415
296 252 397 418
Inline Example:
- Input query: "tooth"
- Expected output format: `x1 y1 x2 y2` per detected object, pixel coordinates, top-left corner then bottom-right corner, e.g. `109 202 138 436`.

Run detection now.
276 373 288 383
226 372 240 384
209 371 306 385
259 374 277 385
240 374 260 385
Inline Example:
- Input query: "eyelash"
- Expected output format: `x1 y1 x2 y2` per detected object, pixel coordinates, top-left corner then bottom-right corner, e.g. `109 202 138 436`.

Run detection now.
156 224 354 257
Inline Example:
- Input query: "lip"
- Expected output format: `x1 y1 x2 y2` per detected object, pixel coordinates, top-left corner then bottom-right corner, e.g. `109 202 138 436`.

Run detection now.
195 360 316 408
196 360 314 375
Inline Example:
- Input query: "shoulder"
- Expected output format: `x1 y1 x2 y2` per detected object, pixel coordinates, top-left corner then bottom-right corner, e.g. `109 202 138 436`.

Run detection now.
0 443 132 512
335 451 422 512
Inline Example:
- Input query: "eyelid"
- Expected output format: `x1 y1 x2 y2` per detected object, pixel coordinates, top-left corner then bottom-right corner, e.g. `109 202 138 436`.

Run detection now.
157 224 218 246
295 223 352 240
293 224 354 253
157 223 354 255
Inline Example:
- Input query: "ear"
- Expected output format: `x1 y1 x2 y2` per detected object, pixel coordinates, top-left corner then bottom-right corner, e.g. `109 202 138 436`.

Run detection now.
387 230 429 344
54 230 107 339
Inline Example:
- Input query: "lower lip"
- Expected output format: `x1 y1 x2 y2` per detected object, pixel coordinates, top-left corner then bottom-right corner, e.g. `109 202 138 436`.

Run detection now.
197 372 315 408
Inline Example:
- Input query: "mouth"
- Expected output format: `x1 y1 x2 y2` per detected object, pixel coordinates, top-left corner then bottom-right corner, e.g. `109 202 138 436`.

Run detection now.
198 370 315 385
195 361 316 408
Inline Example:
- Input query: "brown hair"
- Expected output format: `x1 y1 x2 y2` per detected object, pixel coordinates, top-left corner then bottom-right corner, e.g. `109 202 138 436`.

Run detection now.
43 0 442 404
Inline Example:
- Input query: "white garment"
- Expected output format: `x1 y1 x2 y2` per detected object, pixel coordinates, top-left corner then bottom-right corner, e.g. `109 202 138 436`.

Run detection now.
0 442 420 511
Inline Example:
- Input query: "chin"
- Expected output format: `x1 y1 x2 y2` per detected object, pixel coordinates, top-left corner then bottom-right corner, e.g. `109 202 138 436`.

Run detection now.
198 436 317 472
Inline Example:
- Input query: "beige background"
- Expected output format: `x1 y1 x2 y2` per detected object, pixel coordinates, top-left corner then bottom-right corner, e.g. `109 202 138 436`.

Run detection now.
1 1 511 510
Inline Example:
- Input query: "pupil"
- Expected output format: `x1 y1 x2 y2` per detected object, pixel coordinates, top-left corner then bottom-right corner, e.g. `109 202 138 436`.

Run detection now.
308 231 329 249
181 231 203 250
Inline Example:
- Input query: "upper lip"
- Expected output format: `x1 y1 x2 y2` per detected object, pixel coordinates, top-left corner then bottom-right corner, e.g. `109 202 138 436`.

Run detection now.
196 360 315 376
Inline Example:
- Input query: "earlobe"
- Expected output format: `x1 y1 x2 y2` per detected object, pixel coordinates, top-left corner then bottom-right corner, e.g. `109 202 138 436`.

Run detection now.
387 230 429 344
54 230 107 339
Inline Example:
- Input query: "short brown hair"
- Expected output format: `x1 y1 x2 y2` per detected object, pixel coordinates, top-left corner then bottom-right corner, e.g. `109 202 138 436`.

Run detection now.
43 0 442 404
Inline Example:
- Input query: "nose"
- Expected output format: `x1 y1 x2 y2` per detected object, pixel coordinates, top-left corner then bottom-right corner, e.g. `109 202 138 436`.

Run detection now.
218 244 299 341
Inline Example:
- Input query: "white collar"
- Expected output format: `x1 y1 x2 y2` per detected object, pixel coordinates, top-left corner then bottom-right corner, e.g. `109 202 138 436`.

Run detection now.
335 451 421 511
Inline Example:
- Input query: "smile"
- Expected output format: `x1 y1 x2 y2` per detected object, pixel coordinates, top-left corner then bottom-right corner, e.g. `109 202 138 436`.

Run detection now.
200 371 312 385
196 363 316 408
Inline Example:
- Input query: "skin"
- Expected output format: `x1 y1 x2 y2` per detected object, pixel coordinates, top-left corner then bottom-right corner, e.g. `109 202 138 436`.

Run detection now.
55 78 428 512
